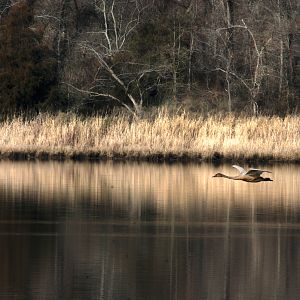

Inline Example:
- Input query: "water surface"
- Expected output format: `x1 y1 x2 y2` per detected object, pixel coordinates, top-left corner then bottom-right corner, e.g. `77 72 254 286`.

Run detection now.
0 161 300 300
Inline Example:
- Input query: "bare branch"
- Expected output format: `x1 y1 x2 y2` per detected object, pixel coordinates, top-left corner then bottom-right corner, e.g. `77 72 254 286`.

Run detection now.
98 1 112 53
0 1 21 18
35 14 61 23
214 67 251 92
80 43 141 112
63 82 136 115
110 0 119 50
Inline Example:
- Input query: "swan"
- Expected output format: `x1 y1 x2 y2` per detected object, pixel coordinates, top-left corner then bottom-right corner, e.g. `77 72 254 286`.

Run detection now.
213 165 273 182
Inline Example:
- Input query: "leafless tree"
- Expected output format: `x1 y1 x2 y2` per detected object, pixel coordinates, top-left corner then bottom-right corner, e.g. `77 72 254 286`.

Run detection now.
69 0 158 116
216 20 273 114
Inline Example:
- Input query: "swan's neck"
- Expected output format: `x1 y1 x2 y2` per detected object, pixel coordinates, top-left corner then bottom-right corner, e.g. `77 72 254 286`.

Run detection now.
220 174 237 180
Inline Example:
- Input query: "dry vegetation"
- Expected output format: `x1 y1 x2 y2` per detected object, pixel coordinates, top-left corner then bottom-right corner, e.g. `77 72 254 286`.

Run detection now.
0 110 300 162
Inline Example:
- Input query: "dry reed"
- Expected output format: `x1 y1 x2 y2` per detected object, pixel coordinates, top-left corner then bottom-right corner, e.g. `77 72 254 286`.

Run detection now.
0 111 299 162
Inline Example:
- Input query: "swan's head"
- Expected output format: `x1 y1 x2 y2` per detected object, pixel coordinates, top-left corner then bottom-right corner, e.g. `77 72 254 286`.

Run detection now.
212 173 225 178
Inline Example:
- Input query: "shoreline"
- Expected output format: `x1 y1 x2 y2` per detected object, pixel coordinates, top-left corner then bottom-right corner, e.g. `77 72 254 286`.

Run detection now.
0 150 299 164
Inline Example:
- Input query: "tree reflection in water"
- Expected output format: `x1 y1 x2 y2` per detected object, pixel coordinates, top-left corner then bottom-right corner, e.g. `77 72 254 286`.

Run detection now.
0 161 299 300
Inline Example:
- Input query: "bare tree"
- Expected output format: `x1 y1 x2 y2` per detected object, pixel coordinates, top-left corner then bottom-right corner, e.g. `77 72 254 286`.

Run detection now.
214 8 273 115
71 0 155 116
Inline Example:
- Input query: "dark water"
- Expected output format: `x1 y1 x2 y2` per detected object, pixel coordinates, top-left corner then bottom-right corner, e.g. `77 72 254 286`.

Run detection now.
0 161 300 300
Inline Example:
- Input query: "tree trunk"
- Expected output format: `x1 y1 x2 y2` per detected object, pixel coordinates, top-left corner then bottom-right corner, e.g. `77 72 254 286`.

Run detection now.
187 31 194 93
172 17 177 102
225 0 235 54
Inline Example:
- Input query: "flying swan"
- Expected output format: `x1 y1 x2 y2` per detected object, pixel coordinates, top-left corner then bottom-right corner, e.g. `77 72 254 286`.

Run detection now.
213 165 273 182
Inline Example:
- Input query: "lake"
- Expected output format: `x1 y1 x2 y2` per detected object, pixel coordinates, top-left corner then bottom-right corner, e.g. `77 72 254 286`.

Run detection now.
0 161 299 300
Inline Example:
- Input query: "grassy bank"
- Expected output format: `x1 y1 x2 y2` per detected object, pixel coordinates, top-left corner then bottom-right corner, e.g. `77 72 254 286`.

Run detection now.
0 111 300 162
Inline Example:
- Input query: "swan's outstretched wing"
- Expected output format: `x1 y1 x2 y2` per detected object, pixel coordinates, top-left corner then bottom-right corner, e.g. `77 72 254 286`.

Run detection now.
232 165 247 175
245 168 272 177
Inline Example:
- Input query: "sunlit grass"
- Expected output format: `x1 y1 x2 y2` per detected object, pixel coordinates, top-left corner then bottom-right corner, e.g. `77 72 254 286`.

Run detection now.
0 110 299 161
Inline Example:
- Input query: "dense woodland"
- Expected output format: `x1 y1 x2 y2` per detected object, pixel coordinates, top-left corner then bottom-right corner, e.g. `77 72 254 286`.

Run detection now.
0 0 299 116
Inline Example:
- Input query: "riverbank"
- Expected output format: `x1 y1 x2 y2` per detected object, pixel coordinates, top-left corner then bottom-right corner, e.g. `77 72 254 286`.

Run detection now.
1 111 300 163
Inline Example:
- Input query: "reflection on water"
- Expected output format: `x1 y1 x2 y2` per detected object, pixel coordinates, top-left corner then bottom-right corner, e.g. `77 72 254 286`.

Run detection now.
0 161 300 299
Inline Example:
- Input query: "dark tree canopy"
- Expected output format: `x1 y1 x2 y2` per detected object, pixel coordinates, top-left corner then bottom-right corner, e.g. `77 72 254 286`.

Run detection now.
0 0 298 115
0 1 57 113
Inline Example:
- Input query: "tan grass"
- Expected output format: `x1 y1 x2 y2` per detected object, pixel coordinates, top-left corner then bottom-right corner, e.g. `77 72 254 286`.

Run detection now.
0 111 299 161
